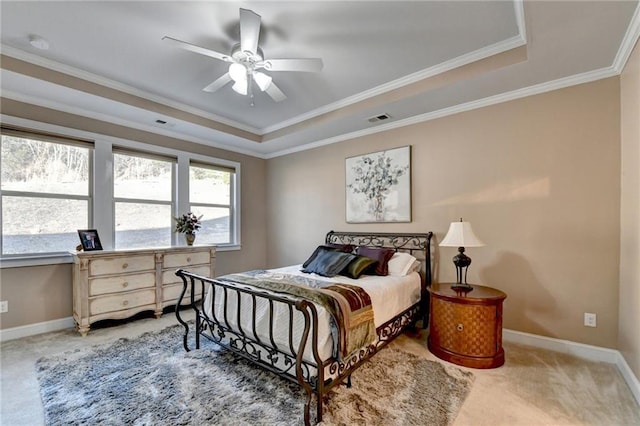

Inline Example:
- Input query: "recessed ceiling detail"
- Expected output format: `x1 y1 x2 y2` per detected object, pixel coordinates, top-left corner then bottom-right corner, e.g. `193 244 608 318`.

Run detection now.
1 1 638 158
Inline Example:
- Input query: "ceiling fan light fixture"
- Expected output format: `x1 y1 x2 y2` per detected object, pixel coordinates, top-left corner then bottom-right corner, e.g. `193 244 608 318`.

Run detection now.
229 63 247 83
231 79 248 95
253 72 272 91
165 8 322 103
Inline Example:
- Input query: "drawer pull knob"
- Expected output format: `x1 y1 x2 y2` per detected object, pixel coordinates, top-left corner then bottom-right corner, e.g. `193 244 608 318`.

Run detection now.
456 323 464 332
122 263 128 269
122 282 129 288
123 300 129 306
186 257 191 262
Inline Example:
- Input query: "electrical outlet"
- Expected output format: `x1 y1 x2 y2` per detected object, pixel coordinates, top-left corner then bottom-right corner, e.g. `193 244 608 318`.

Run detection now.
584 312 596 327
0 301 7 313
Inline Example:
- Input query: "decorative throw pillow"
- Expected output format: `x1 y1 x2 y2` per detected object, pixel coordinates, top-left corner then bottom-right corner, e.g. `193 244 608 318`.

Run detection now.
302 245 340 268
302 250 356 277
387 252 421 276
339 255 378 279
325 243 356 253
356 246 396 276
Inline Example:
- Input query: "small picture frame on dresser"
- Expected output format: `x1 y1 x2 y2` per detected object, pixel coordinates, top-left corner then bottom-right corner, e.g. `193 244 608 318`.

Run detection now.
77 229 103 251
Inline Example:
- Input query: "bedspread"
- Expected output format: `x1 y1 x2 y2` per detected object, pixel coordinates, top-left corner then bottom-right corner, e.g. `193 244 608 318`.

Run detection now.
217 270 377 359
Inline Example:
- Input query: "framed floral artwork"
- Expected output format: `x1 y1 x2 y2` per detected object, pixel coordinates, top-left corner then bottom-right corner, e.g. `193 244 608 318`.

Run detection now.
345 146 411 223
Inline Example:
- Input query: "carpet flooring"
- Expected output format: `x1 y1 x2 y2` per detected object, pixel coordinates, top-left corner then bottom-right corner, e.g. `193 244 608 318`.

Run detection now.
35 323 474 425
2 312 638 425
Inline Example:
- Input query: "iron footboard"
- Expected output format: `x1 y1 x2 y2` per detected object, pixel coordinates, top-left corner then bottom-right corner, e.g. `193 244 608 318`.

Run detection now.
174 269 422 425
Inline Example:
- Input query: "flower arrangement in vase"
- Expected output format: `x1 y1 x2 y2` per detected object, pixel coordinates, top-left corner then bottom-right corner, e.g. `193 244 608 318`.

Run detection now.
174 212 202 245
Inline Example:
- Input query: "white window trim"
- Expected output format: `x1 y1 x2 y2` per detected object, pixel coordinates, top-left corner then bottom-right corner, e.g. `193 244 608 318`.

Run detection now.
0 114 241 268
187 161 238 247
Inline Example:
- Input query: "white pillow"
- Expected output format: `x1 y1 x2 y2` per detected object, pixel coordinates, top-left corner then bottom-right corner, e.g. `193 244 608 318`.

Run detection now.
387 252 420 276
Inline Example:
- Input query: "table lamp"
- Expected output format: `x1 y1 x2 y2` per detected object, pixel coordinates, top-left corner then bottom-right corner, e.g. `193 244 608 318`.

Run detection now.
439 218 485 291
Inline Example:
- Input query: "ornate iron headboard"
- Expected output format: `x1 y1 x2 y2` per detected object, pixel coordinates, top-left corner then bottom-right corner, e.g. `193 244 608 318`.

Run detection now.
325 230 434 287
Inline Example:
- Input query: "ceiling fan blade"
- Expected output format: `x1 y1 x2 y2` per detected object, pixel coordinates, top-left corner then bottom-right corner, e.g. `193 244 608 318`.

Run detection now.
261 58 323 73
265 81 287 102
203 73 232 92
239 8 261 55
162 36 231 62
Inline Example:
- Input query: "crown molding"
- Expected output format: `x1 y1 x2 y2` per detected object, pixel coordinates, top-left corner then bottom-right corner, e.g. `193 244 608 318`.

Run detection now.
262 35 526 135
3 62 619 162
265 66 617 159
0 45 261 135
612 1 640 73
514 0 527 43
262 0 527 134
1 90 268 159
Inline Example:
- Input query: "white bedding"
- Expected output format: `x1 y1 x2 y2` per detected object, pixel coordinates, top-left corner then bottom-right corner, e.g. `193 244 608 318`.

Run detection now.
204 265 421 363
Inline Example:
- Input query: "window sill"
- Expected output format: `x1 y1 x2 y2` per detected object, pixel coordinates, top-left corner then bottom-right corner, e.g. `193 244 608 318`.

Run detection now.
0 244 241 268
0 253 74 268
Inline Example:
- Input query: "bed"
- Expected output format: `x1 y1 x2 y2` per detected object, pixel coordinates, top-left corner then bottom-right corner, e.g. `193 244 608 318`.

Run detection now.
175 230 433 425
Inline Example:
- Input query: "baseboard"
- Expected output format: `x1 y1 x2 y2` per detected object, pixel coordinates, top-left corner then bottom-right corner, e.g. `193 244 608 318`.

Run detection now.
503 329 619 362
0 316 75 342
504 329 640 406
615 350 640 407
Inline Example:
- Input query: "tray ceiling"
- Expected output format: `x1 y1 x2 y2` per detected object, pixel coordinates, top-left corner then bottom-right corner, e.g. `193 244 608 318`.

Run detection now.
1 1 638 157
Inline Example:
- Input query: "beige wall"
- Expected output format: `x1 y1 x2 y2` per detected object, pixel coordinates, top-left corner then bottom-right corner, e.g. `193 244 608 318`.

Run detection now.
0 99 267 329
266 77 621 349
0 76 629 352
620 39 640 378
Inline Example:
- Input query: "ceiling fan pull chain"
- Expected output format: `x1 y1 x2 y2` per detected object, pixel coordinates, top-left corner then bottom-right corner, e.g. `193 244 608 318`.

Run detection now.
248 74 255 107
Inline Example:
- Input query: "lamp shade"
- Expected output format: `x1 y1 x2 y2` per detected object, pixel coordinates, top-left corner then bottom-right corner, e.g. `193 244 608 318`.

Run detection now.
439 221 485 247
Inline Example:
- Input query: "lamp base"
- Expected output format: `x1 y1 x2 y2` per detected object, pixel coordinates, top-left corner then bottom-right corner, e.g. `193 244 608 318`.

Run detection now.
451 283 474 293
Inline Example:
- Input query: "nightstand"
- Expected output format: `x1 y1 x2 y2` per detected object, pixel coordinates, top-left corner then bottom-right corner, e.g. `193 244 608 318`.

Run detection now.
427 282 507 369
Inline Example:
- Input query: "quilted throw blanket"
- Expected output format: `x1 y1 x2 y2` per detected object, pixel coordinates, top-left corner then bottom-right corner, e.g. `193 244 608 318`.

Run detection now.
217 270 377 359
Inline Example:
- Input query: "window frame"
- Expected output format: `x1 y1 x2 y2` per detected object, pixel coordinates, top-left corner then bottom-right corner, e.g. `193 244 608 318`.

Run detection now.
188 161 237 247
0 117 241 268
112 148 176 250
0 127 94 258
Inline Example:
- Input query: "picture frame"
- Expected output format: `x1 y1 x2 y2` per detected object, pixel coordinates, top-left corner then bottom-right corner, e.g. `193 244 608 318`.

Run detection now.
345 145 411 223
77 229 103 251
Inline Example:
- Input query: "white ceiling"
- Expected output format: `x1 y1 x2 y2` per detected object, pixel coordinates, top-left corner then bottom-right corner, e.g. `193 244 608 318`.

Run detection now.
1 1 639 158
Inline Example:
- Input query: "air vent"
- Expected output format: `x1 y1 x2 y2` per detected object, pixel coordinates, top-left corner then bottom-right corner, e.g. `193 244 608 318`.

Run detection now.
367 113 391 123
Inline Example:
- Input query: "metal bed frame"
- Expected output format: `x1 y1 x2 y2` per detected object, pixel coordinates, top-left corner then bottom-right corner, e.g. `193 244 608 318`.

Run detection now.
175 230 433 425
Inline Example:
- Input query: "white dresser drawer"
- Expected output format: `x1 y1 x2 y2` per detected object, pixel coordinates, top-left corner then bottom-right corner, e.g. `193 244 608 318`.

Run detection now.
162 265 210 286
89 272 155 296
72 245 215 335
90 289 156 315
89 255 155 276
163 251 210 268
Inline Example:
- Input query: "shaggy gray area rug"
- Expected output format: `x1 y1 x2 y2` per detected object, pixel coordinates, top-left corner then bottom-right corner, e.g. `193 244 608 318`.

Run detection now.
36 324 474 425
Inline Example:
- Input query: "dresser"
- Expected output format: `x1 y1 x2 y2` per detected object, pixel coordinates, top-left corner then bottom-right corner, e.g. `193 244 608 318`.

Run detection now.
427 282 507 369
72 245 215 336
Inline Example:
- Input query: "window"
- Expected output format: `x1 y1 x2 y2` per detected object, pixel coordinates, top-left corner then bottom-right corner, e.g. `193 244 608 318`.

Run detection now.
189 162 235 245
1 128 92 255
113 150 174 249
0 121 241 264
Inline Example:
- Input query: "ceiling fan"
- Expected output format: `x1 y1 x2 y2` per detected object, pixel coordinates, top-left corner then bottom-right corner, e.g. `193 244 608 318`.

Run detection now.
163 8 323 106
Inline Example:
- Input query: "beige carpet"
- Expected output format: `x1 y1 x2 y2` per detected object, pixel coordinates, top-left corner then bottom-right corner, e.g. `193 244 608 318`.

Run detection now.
1 312 639 425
